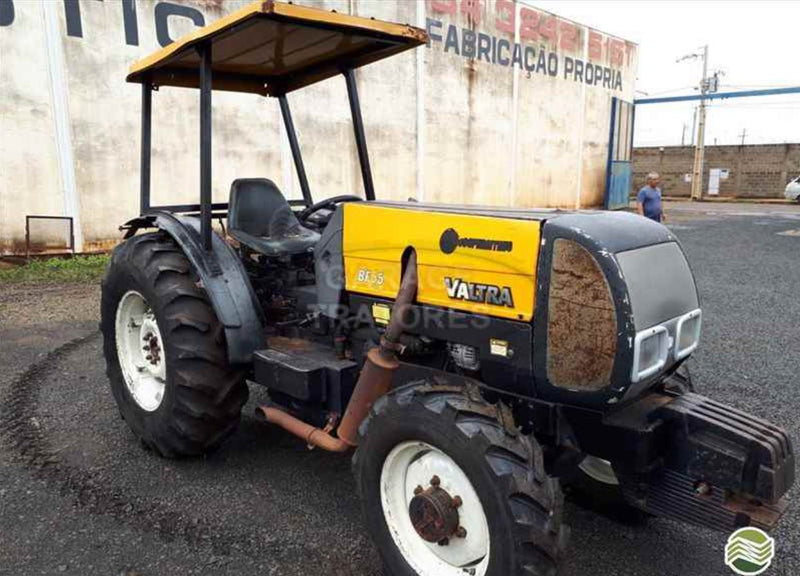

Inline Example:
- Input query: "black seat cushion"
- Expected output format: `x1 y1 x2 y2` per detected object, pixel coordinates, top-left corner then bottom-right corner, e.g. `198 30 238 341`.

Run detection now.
227 178 319 256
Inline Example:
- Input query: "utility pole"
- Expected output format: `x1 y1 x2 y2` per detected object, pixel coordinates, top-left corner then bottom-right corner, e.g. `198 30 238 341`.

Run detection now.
738 128 747 146
677 45 723 201
689 45 708 201
681 122 687 146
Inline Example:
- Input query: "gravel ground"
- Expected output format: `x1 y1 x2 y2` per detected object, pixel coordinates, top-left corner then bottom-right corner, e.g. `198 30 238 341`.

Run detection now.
1 202 798 576
0 283 99 386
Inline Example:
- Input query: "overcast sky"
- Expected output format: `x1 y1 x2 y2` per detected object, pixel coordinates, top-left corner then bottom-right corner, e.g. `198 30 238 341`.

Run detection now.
534 0 800 147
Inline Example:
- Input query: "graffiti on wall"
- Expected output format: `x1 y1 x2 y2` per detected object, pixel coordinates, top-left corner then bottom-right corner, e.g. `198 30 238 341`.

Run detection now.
426 0 633 91
0 0 633 91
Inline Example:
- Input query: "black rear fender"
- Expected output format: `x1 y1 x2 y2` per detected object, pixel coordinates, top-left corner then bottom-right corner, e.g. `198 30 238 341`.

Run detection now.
121 211 263 364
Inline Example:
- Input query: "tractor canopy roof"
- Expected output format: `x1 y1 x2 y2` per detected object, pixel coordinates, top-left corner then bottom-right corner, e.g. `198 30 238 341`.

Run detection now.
126 0 426 95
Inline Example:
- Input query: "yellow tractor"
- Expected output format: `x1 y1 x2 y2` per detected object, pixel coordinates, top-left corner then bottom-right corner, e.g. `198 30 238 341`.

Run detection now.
101 2 794 575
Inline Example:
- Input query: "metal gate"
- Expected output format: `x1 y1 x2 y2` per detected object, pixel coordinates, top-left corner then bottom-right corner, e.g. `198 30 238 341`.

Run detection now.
604 97 635 210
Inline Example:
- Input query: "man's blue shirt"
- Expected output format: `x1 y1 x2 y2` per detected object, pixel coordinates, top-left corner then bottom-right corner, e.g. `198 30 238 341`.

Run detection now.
637 186 663 222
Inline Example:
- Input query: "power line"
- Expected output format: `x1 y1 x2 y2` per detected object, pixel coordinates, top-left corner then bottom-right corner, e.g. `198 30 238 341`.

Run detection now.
721 83 800 89
643 85 698 96
707 104 800 110
708 102 800 106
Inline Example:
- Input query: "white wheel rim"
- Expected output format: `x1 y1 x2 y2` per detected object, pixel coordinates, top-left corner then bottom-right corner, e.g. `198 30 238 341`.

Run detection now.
380 441 490 576
578 455 619 485
115 290 166 412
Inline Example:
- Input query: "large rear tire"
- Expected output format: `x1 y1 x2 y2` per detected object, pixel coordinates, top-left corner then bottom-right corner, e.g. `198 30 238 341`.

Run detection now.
353 382 567 576
101 232 248 457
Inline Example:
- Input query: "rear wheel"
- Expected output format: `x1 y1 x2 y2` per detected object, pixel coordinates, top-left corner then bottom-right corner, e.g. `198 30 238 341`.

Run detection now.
101 232 248 457
354 383 567 576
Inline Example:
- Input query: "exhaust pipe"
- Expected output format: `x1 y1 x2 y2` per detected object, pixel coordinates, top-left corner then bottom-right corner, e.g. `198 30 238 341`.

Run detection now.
258 250 418 451
255 406 350 452
337 249 418 445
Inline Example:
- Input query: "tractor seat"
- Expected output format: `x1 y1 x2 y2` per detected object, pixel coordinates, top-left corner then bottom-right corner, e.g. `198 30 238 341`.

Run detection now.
227 178 320 257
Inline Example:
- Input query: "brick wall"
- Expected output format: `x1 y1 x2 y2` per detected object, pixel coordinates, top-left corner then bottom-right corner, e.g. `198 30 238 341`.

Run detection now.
632 144 800 198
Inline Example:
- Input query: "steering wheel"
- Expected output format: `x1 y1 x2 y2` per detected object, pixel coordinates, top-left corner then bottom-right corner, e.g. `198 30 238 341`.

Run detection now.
297 195 363 222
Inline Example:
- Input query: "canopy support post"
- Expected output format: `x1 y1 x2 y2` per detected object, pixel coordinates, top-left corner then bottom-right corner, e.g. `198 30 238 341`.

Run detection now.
140 81 152 214
344 68 375 201
278 95 313 206
199 41 213 251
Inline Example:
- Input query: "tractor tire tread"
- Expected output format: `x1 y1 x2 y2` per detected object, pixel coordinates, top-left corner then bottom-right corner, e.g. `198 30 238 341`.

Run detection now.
101 232 248 458
355 381 566 576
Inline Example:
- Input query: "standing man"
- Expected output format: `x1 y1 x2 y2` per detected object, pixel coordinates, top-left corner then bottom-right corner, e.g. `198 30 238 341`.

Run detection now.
637 172 666 223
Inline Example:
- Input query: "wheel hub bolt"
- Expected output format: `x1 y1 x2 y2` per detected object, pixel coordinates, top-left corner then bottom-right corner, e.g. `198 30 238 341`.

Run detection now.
140 330 161 366
409 477 463 545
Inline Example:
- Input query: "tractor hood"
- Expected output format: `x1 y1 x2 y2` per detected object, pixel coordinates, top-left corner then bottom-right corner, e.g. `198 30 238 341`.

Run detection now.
533 211 701 409
318 201 700 409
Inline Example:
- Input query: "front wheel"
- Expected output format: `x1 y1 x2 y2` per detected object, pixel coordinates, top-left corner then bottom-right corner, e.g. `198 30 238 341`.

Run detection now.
563 363 694 520
353 383 567 576
562 455 647 522
101 232 248 457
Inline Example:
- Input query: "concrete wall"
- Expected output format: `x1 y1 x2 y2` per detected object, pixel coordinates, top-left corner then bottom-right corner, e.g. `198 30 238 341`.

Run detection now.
0 0 637 254
633 144 800 198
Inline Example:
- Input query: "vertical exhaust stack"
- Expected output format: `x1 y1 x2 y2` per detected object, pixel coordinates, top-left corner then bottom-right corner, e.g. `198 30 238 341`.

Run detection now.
257 250 418 451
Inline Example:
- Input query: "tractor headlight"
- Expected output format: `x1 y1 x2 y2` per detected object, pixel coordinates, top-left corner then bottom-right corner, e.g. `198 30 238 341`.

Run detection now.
674 308 702 360
631 326 669 383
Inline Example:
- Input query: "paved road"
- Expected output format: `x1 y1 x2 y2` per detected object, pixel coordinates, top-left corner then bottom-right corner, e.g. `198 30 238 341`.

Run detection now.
1 202 798 576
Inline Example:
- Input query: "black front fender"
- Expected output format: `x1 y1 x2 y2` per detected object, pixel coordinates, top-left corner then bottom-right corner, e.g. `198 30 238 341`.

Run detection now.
122 212 264 365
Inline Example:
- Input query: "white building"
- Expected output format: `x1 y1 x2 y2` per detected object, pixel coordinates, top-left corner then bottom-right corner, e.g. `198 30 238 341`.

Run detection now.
0 0 638 253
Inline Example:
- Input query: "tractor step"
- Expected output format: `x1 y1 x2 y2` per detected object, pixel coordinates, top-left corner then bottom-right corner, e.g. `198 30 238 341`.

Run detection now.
252 337 358 410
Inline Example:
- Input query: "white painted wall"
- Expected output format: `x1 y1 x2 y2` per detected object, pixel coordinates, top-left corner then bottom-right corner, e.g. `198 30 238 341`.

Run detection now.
0 0 637 253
